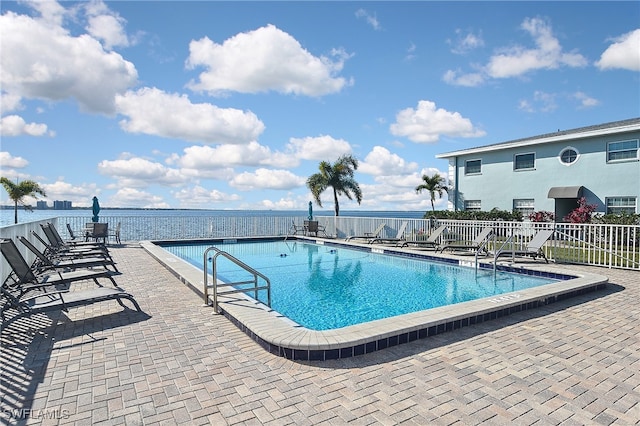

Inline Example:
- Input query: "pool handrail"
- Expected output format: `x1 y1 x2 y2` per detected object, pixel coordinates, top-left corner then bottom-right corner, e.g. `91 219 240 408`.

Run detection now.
203 246 271 312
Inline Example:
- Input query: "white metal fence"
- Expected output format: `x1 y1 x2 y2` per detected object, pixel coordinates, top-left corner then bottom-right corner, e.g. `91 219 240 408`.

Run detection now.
2 215 638 286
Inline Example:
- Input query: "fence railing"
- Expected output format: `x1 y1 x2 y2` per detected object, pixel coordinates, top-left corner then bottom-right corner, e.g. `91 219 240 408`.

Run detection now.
2 216 638 286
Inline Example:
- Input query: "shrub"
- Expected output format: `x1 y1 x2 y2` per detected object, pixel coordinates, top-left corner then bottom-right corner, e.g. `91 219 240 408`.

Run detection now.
529 211 555 222
592 212 640 225
563 197 597 223
424 208 522 221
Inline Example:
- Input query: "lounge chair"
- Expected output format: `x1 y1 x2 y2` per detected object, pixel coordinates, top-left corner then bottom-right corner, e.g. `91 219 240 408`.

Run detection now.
439 227 493 254
39 224 112 259
18 236 119 273
46 223 104 249
1 284 140 328
369 222 409 245
495 229 554 263
346 223 386 242
1 239 118 297
398 224 448 250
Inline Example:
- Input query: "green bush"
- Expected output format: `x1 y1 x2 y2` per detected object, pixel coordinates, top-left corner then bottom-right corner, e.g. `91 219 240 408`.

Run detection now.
424 208 523 222
592 212 640 225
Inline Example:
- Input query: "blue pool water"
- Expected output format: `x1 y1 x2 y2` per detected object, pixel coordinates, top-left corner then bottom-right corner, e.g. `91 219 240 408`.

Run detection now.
162 240 558 331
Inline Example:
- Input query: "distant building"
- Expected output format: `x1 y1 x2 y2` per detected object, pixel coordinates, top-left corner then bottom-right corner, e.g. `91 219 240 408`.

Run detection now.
53 200 73 210
36 201 48 209
436 117 640 220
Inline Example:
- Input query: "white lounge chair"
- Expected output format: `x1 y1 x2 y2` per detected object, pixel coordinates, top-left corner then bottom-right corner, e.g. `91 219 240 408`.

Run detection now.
346 223 386 242
439 227 493 254
399 224 448 250
495 229 554 263
369 222 408 245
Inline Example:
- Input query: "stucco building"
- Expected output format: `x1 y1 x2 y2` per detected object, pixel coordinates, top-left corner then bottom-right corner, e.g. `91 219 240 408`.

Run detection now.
436 117 640 220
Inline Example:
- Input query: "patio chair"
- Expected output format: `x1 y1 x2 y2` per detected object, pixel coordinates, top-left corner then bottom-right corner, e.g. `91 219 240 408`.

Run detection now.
304 220 329 237
109 222 122 244
1 239 119 298
39 224 111 259
1 284 140 328
398 224 448 250
495 229 554 263
87 223 109 244
346 223 386 242
66 223 93 243
289 220 306 236
369 222 409 245
18 236 119 273
439 227 493 254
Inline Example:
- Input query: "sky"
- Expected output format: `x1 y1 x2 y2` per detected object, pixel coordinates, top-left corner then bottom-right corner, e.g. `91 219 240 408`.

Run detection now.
1 1 639 212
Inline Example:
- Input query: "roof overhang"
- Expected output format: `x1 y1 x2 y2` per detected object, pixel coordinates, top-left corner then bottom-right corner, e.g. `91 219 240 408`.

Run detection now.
548 186 584 199
436 118 640 159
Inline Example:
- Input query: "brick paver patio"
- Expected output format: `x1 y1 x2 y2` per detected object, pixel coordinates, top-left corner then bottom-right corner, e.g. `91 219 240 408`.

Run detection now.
1 244 638 425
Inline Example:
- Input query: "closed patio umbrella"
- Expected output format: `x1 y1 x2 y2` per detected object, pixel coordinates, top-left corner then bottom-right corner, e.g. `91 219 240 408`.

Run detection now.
92 196 100 222
308 201 313 220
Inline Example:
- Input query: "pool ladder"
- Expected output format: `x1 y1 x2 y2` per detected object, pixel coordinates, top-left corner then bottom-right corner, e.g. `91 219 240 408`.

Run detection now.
203 246 271 313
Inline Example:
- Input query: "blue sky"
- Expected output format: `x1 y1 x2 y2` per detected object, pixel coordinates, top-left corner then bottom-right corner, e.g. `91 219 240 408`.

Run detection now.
1 1 639 212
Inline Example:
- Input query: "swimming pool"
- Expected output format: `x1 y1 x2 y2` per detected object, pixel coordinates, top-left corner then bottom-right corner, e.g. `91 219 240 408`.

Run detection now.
162 240 559 330
143 237 608 360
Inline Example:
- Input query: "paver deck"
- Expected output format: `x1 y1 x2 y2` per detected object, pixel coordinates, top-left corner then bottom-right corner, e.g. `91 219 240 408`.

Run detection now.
1 243 638 425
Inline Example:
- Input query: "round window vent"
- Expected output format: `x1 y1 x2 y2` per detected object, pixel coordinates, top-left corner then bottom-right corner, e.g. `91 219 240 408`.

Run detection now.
559 147 579 165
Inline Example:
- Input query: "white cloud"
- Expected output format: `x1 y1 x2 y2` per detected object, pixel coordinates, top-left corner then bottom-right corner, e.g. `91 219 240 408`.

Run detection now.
355 9 381 31
229 168 306 191
26 0 67 27
85 3 130 50
0 151 29 168
286 135 353 161
0 92 23 114
390 100 485 143
115 87 265 144
486 17 587 78
110 187 169 209
357 168 449 211
518 91 558 113
176 142 294 170
0 8 138 114
97 156 188 187
596 29 640 71
442 70 485 87
449 29 484 54
185 24 352 96
359 146 418 176
0 115 52 137
41 180 99 206
573 91 600 109
444 17 588 86
173 185 241 208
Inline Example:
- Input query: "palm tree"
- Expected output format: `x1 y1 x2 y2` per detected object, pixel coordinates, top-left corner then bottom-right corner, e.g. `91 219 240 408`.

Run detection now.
0 177 47 224
415 173 448 212
306 154 362 216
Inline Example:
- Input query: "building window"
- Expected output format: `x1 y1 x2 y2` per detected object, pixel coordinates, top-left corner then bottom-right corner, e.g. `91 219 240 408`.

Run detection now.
606 197 637 214
607 139 639 162
465 159 481 175
513 199 535 216
464 200 481 211
514 153 535 170
559 147 579 165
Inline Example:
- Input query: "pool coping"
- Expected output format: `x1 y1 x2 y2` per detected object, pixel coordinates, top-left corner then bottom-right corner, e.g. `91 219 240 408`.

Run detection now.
140 237 609 361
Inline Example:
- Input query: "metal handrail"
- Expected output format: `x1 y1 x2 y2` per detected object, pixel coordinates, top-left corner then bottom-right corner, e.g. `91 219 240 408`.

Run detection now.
474 233 494 274
203 246 271 313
